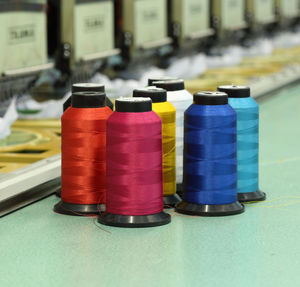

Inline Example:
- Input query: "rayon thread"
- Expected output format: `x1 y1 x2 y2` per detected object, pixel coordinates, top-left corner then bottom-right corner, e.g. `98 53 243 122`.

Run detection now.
228 97 259 194
152 101 176 196
106 110 164 216
61 106 112 205
183 104 237 205
166 89 192 184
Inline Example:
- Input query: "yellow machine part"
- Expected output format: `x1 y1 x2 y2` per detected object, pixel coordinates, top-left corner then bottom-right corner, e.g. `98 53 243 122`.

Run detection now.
186 75 247 95
0 120 61 173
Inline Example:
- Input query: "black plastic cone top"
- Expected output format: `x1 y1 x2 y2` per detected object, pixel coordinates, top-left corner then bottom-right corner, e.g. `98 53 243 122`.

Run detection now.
133 87 167 103
63 82 113 111
115 97 152 113
217 85 250 98
153 79 185 91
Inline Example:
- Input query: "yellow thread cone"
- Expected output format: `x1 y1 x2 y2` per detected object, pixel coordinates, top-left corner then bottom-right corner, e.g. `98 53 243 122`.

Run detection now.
152 102 176 196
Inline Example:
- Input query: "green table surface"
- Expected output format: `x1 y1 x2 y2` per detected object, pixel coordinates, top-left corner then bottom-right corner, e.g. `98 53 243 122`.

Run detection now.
1 85 300 287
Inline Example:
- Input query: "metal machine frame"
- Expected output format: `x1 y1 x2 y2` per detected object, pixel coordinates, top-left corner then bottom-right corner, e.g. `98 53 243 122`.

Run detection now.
0 154 61 217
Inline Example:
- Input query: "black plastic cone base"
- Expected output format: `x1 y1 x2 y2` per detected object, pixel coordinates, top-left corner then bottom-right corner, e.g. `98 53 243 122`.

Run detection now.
163 193 182 207
176 183 183 197
238 190 266 203
98 211 171 228
175 201 244 216
56 189 61 197
54 201 105 216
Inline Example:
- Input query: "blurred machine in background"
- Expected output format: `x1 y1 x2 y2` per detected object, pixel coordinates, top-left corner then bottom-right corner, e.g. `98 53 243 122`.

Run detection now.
0 0 51 105
169 0 214 61
1 0 300 216
171 0 213 47
275 0 300 27
212 0 247 43
246 0 276 34
116 0 172 68
33 0 119 99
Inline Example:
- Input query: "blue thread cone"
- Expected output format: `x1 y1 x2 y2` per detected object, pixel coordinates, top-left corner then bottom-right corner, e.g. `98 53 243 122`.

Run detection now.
176 92 244 216
218 85 266 203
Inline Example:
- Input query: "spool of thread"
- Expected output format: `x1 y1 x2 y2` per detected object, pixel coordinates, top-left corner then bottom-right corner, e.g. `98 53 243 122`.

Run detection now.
63 83 114 112
152 79 192 194
176 91 244 216
217 85 266 202
98 97 171 227
54 91 113 216
58 82 112 199
133 87 181 206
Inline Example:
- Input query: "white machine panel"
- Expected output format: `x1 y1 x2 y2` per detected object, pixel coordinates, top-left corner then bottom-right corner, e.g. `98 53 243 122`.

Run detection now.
0 1 48 75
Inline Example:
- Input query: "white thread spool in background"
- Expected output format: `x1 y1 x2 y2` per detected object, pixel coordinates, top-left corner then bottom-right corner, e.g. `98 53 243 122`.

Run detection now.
152 79 192 186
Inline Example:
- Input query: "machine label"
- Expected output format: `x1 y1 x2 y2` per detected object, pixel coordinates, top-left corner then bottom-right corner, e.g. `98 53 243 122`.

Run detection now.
9 25 35 45
84 15 105 32
143 10 158 22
